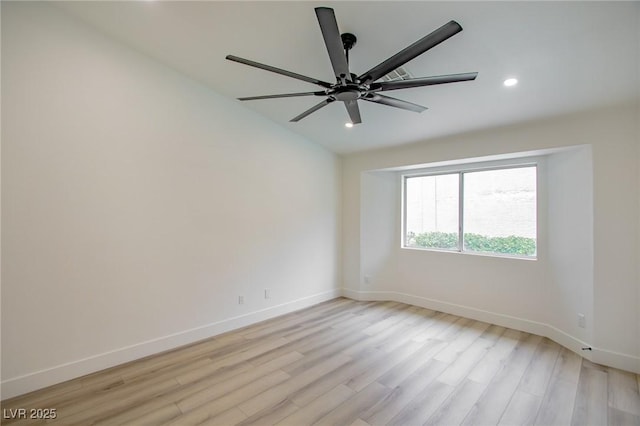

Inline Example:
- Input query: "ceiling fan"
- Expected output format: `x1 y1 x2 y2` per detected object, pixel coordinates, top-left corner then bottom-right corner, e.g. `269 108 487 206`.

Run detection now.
226 7 478 125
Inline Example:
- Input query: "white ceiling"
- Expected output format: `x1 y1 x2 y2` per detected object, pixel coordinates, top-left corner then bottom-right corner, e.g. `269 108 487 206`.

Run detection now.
55 1 639 154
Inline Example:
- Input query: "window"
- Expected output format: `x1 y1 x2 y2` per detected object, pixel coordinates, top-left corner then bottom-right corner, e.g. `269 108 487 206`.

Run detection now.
403 165 537 258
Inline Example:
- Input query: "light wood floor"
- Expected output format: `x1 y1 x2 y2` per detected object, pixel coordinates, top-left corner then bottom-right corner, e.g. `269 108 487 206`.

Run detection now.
2 298 640 425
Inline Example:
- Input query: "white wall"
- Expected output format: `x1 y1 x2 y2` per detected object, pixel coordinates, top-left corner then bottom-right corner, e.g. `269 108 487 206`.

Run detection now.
636 1 640 381
546 147 593 345
637 9 640 377
1 2 340 398
343 106 639 373
360 171 397 292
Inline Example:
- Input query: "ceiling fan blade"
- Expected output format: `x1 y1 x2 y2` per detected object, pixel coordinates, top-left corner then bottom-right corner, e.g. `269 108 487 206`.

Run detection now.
370 72 478 92
358 20 463 84
290 99 335 122
238 91 326 101
315 7 351 83
226 55 332 88
344 100 362 124
362 94 427 113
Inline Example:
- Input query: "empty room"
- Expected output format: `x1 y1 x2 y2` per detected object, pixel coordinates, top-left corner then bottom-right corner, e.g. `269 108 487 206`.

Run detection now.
1 1 639 425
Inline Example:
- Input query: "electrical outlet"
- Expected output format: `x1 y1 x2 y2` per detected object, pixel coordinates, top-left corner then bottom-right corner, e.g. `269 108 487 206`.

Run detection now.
578 313 586 328
264 289 271 299
238 296 244 305
364 276 370 285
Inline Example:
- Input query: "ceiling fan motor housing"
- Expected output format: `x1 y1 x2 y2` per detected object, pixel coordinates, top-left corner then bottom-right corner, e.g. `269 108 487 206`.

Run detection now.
333 88 361 101
341 33 357 51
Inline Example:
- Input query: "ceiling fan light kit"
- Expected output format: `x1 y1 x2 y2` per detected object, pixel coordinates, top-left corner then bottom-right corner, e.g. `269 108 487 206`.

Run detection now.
226 7 478 125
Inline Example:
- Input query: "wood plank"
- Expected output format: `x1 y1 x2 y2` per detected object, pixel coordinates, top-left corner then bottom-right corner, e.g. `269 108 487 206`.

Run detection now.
278 311 359 342
205 337 291 372
354 301 403 324
361 305 413 336
395 305 424 325
376 339 449 388
176 341 290 385
170 351 302 413
243 326 354 369
498 390 541 426
236 398 299 426
433 320 490 363
275 384 354 426
410 313 458 342
534 378 578 426
433 316 474 343
532 346 582 426
119 340 234 381
313 382 391 426
608 367 640 416
425 379 487 426
344 339 424 392
93 398 182 425
499 349 582 425
518 339 561 397
119 403 182 425
290 347 389 407
461 332 542 426
176 369 289 413
237 353 351 417
467 328 521 384
437 335 496 387
282 331 367 376
375 312 438 353
198 407 248 426
248 313 370 368
571 363 608 426
394 309 443 341
52 378 181 425
386 379 456 426
341 321 412 357
362 358 450 426
552 347 583 384
169 370 291 425
479 324 508 341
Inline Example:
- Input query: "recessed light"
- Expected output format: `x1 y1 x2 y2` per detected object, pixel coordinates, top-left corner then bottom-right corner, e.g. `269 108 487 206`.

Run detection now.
345 122 354 128
504 78 518 87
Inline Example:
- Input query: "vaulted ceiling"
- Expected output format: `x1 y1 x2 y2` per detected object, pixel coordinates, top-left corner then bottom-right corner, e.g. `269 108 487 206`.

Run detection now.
56 1 639 154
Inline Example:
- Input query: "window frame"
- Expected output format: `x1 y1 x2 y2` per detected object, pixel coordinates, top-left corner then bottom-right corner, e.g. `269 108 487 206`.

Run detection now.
401 160 539 260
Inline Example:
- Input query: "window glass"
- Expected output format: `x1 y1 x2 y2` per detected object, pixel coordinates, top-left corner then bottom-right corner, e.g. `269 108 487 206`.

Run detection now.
463 167 537 256
405 173 459 250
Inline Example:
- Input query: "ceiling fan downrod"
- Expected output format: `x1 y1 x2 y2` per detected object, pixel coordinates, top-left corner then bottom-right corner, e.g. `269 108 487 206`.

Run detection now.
341 33 357 82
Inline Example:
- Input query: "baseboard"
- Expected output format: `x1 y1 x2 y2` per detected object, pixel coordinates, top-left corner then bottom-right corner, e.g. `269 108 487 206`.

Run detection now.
341 288 640 374
591 346 640 374
1 288 341 400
